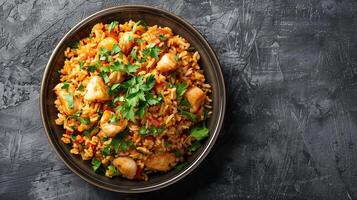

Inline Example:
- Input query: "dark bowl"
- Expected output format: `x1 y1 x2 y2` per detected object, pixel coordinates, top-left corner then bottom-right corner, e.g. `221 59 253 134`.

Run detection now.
40 5 226 193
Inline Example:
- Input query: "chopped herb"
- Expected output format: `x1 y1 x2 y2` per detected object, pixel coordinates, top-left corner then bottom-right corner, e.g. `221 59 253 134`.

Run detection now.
77 84 85 91
175 83 188 99
83 127 94 137
132 20 148 33
79 61 85 69
172 149 182 157
179 98 191 108
112 43 121 54
70 134 77 141
61 81 70 89
187 46 195 52
190 124 209 141
139 126 165 137
109 114 117 124
178 108 197 120
142 44 160 60
108 21 118 32
128 35 134 42
174 55 180 62
100 71 110 83
88 65 97 72
157 33 167 41
175 162 188 170
129 46 139 61
137 38 144 44
102 143 111 156
109 61 139 75
188 140 202 152
69 40 80 49
146 93 162 105
64 93 74 109
108 165 120 176
91 158 102 172
99 47 111 61
114 75 159 122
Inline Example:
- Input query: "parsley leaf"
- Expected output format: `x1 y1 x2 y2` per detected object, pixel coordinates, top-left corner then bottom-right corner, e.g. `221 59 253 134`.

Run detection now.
108 21 118 32
188 140 202 152
174 55 180 62
175 162 188 170
112 44 121 54
108 164 120 176
187 46 195 52
69 40 80 49
77 84 85 91
64 93 74 109
61 81 70 89
142 44 160 60
139 126 165 137
178 108 197 120
102 143 111 156
132 20 148 33
128 35 134 42
79 61 85 69
176 83 188 99
129 46 138 61
137 38 144 44
88 65 97 72
91 158 101 172
157 33 167 41
190 124 209 141
100 71 110 83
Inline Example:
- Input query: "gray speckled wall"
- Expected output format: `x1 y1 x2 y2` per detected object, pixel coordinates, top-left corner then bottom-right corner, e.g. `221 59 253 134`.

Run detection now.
1 0 357 199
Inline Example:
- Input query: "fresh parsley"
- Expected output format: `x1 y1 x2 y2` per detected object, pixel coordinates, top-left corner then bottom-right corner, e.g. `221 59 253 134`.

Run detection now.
108 164 120 176
64 93 74 109
139 126 165 137
91 158 101 172
108 21 118 32
142 43 160 60
79 61 85 69
178 108 197 120
61 81 70 89
100 71 110 83
190 124 209 141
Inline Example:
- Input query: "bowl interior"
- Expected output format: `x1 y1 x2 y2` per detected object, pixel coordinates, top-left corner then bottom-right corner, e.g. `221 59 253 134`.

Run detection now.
41 5 225 192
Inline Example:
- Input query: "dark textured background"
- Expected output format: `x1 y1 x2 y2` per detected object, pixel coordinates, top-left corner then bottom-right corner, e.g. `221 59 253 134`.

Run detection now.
1 0 357 199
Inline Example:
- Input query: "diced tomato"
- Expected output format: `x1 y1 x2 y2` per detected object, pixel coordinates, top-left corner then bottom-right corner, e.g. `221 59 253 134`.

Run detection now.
66 129 72 135
135 167 143 177
75 135 84 143
87 142 96 149
135 30 143 35
149 117 161 127
157 29 169 34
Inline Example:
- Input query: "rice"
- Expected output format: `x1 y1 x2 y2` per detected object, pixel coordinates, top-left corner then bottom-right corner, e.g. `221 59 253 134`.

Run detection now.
54 19 212 180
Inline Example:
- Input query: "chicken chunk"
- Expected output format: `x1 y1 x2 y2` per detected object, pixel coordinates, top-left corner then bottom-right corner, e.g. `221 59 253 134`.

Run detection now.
119 32 136 55
98 37 118 51
144 153 176 172
156 53 178 72
84 76 110 102
54 84 79 115
112 157 137 179
100 110 128 137
109 71 125 84
185 86 206 113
